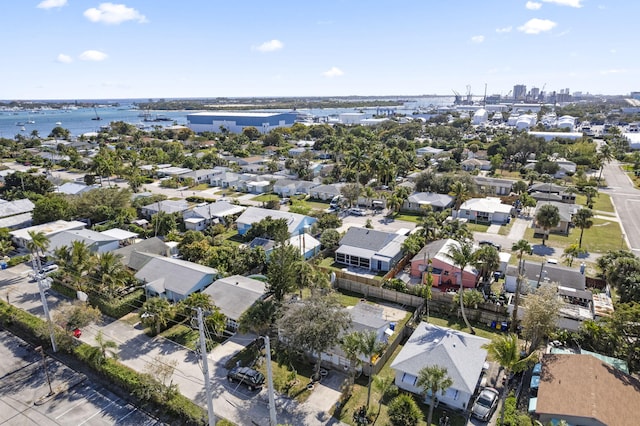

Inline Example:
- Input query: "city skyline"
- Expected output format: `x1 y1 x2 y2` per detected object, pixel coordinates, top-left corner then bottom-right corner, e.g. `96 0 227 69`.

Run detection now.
3 0 637 100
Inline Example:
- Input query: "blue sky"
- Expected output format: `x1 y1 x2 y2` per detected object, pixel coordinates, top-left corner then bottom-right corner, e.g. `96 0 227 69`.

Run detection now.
2 0 636 100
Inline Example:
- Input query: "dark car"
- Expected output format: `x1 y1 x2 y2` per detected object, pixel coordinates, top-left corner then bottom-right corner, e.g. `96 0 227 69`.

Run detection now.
478 240 502 252
471 387 499 421
227 366 265 391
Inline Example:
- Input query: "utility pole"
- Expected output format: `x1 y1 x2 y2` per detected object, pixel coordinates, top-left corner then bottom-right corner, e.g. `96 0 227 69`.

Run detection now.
264 336 277 426
37 275 57 353
196 307 216 426
35 346 53 396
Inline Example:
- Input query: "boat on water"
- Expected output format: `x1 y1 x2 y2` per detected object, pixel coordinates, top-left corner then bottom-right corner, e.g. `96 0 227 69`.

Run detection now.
55 121 62 126
92 107 101 121
20 126 26 132
15 122 25 126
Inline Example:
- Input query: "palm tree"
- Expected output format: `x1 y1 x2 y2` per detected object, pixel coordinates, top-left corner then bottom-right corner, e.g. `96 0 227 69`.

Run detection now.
179 292 214 317
416 365 453 426
450 181 470 211
386 194 403 217
358 330 386 410
511 239 532 332
89 330 119 365
340 332 363 390
26 230 49 271
483 334 538 426
140 297 174 335
535 204 560 246
573 208 594 248
562 243 585 267
0 239 14 257
91 252 129 296
445 240 476 334
581 186 598 209
67 241 93 290
596 143 614 185
372 375 394 414
472 245 500 289
296 261 315 298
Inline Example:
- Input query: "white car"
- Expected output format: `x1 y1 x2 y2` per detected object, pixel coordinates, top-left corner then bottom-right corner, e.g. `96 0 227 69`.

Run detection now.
347 208 366 216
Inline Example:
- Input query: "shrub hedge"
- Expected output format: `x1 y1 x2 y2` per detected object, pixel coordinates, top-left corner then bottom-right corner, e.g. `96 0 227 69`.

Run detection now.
0 300 211 426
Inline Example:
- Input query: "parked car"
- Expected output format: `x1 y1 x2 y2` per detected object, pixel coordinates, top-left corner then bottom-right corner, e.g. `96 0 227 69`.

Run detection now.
227 366 265 391
478 240 502 252
39 264 59 275
471 387 499 421
347 207 366 216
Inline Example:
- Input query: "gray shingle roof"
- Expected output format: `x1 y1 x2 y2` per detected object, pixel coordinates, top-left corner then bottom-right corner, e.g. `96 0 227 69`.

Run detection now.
506 260 585 290
135 254 219 296
0 199 34 218
339 227 400 251
407 192 454 208
202 275 266 321
390 322 489 394
113 237 170 269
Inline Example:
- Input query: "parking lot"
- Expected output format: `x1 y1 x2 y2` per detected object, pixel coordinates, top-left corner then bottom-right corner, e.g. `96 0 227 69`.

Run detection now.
0 330 161 425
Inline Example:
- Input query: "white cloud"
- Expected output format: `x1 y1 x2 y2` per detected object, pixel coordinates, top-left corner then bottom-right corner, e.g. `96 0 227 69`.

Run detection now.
79 50 108 61
517 18 557 34
56 54 72 63
542 0 583 7
322 67 344 78
84 3 147 25
600 69 627 75
37 0 67 9
496 26 512 33
471 35 485 43
526 1 542 10
254 39 284 53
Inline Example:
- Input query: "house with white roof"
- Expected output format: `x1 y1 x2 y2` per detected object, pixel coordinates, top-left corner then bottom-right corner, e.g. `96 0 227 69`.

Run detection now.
236 207 317 237
46 229 120 255
99 228 139 247
403 192 454 213
56 182 98 195
179 168 217 184
416 146 444 157
310 183 344 201
9 220 86 249
140 200 190 218
135 253 220 302
335 227 407 272
183 201 246 231
456 197 513 225
202 275 267 332
391 322 489 411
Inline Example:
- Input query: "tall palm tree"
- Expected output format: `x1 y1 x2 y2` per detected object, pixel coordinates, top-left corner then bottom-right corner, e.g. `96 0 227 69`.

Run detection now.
296 261 315 298
0 239 14 257
91 252 128 296
26 230 49 271
67 241 93 290
535 204 560 246
596 143 614 185
483 334 538 426
445 240 476 334
472 245 500 288
358 330 386 410
416 365 453 426
511 239 532 332
450 181 470 211
581 186 598 209
573 208 594 248
340 332 363 390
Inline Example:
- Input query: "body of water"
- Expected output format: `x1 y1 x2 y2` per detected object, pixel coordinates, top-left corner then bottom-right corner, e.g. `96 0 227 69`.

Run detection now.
0 96 455 140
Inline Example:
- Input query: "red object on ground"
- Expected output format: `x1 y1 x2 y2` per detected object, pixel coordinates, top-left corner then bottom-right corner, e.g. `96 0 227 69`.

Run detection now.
73 328 82 338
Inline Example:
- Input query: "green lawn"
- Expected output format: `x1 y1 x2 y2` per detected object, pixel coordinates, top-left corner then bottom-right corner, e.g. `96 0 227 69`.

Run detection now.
252 193 280 202
160 324 201 350
395 213 424 224
498 219 515 236
466 223 490 233
574 192 614 213
191 183 211 191
523 217 626 254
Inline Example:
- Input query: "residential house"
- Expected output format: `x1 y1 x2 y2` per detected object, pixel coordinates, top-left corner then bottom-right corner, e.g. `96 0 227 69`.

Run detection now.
403 192 454 213
179 168 216 185
0 198 35 230
535 354 640 426
210 172 241 189
0 169 13 184
228 156 266 173
245 179 272 194
113 237 174 270
202 275 268 332
288 233 322 260
533 201 580 235
473 176 514 196
236 207 317 237
320 302 392 370
183 201 246 231
456 197 513 225
99 228 139 247
273 179 319 197
9 220 86 249
528 183 576 204
310 183 344 201
156 166 192 178
391 323 489 411
411 239 479 289
335 227 406 272
140 200 190 219
46 229 120 255
504 260 586 293
56 182 98 195
416 146 444 158
460 158 491 172
135 253 220 302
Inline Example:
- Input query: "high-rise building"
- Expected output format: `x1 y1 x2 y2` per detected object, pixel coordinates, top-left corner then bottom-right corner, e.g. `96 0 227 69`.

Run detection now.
513 84 527 101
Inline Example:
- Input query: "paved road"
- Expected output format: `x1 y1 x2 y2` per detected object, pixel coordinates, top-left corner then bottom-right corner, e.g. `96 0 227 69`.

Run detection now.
0 264 347 426
0 329 161 426
599 160 640 257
